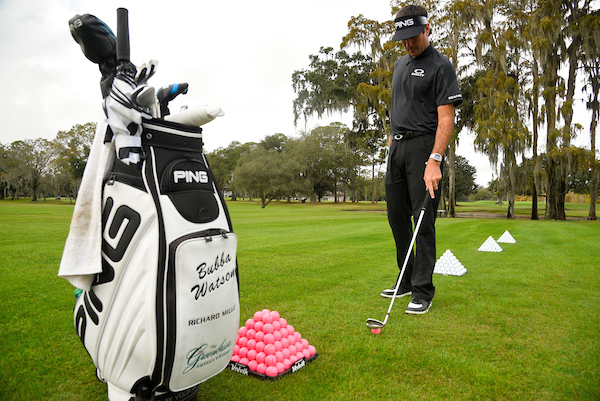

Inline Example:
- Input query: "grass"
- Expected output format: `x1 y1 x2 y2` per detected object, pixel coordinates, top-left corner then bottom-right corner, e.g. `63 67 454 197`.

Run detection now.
0 198 599 400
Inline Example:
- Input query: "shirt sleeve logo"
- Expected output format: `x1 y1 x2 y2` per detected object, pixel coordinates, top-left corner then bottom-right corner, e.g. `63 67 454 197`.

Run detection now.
411 68 425 77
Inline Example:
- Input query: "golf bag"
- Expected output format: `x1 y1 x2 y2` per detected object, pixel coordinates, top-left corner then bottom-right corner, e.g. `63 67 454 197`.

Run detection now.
65 9 239 401
74 118 239 401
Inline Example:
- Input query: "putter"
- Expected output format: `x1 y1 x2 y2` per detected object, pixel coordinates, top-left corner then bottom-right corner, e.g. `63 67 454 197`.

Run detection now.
366 192 432 329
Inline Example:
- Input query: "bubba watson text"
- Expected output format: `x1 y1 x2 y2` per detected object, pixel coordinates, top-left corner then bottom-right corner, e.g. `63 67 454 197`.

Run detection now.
190 252 235 300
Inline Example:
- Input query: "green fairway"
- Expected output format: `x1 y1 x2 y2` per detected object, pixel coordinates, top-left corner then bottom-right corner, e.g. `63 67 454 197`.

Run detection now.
0 199 598 400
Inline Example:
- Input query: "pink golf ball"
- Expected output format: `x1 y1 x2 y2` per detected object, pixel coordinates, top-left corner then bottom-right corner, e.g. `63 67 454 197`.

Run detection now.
231 355 240 363
238 347 248 358
296 351 304 360
266 366 278 377
238 327 247 337
253 311 264 321
272 320 281 331
233 344 240 355
256 352 266 364
287 325 295 334
294 332 302 341
288 345 297 355
280 327 289 338
263 333 275 345
248 360 258 371
261 312 273 324
238 337 248 348
239 357 249 365
274 340 283 351
271 311 280 320
302 348 311 359
264 343 276 355
255 341 265 353
245 318 255 329
276 362 285 374
279 317 287 327
280 338 290 348
254 331 265 342
308 345 316 356
265 354 277 367
256 363 267 374
246 329 256 339
254 321 264 332
282 348 291 359
275 351 284 362
289 354 298 363
301 338 309 348
247 339 257 350
263 323 274 334
283 358 292 369
247 349 257 361
371 328 381 334
262 308 271 314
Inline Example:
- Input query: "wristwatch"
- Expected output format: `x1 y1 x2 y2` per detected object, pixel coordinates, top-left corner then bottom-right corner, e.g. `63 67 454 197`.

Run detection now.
429 153 442 162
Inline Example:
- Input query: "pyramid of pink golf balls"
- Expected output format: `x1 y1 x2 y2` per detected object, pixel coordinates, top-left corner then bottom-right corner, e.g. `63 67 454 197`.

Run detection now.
230 309 317 378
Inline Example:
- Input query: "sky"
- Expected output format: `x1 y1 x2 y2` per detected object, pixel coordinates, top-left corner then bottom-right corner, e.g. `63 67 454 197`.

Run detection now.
0 0 595 187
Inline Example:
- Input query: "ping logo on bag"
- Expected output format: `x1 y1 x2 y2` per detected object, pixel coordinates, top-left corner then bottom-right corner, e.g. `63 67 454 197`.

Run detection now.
173 170 209 184
160 157 220 223
162 159 213 193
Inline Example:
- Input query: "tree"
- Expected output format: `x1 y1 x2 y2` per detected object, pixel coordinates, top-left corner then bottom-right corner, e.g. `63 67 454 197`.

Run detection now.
292 47 373 130
232 145 300 208
468 0 530 219
206 141 255 199
581 8 600 219
9 139 52 201
52 122 95 199
442 155 478 201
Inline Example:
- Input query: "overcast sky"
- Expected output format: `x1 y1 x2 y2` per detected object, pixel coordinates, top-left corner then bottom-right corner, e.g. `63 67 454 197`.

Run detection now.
0 0 594 186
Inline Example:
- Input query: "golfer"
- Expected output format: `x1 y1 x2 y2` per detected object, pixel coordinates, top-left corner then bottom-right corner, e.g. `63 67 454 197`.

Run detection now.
380 5 462 314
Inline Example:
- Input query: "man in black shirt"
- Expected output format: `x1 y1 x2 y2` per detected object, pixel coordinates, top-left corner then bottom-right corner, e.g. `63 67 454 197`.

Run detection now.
381 5 462 314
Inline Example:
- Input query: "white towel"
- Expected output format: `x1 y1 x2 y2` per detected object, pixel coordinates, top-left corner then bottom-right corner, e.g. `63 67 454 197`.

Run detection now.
58 118 115 290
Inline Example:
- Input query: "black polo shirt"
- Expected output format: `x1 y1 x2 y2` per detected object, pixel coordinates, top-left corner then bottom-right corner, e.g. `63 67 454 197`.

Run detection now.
391 44 462 135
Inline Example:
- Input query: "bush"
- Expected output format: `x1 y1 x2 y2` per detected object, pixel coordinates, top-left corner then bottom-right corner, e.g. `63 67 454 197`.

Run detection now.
470 188 494 201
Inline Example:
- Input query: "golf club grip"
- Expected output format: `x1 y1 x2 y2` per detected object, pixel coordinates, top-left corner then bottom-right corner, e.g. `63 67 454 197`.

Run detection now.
116 8 130 63
421 191 432 211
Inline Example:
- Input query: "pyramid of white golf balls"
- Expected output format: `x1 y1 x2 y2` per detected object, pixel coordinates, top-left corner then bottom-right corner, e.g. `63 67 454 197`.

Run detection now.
478 236 503 252
497 230 516 243
434 249 467 276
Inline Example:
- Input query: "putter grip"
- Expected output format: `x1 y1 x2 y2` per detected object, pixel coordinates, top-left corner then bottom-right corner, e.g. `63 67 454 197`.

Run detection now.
116 8 130 63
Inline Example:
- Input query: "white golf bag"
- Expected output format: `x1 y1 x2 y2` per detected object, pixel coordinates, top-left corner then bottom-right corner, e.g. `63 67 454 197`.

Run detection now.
73 118 239 401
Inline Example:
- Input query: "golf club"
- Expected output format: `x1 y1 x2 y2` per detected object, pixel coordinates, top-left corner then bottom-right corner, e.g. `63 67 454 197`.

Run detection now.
366 191 432 329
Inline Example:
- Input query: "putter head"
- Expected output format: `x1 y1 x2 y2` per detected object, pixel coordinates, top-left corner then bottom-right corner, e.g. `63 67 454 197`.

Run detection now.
366 318 384 329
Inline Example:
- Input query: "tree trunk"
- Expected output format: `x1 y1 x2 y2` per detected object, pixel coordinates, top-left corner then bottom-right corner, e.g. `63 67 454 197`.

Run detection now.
448 140 456 218
589 105 598 219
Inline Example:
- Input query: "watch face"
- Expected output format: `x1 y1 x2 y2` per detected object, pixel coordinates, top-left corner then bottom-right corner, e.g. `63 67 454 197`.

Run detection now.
430 153 442 162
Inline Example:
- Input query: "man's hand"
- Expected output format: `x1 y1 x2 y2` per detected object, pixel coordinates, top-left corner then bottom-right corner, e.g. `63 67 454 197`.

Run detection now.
424 159 442 199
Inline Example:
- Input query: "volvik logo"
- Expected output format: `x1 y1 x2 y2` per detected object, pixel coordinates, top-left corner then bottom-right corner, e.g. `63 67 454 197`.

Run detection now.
173 170 209 184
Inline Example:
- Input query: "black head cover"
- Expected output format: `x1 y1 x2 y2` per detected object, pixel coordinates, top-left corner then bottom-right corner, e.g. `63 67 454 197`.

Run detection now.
69 14 117 98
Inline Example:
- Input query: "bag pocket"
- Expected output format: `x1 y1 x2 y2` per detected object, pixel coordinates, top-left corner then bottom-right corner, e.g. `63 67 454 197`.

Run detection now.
164 229 240 391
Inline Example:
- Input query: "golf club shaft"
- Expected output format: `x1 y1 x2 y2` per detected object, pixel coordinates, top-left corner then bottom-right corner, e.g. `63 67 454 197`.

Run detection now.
378 192 432 326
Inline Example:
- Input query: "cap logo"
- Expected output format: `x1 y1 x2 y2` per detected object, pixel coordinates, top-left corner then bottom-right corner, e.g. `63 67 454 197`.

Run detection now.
396 18 415 29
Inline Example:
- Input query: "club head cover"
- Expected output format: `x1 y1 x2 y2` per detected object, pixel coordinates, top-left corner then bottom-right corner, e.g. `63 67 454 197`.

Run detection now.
69 14 117 98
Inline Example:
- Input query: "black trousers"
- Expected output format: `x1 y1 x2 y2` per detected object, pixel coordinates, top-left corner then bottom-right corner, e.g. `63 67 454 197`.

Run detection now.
385 134 441 302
